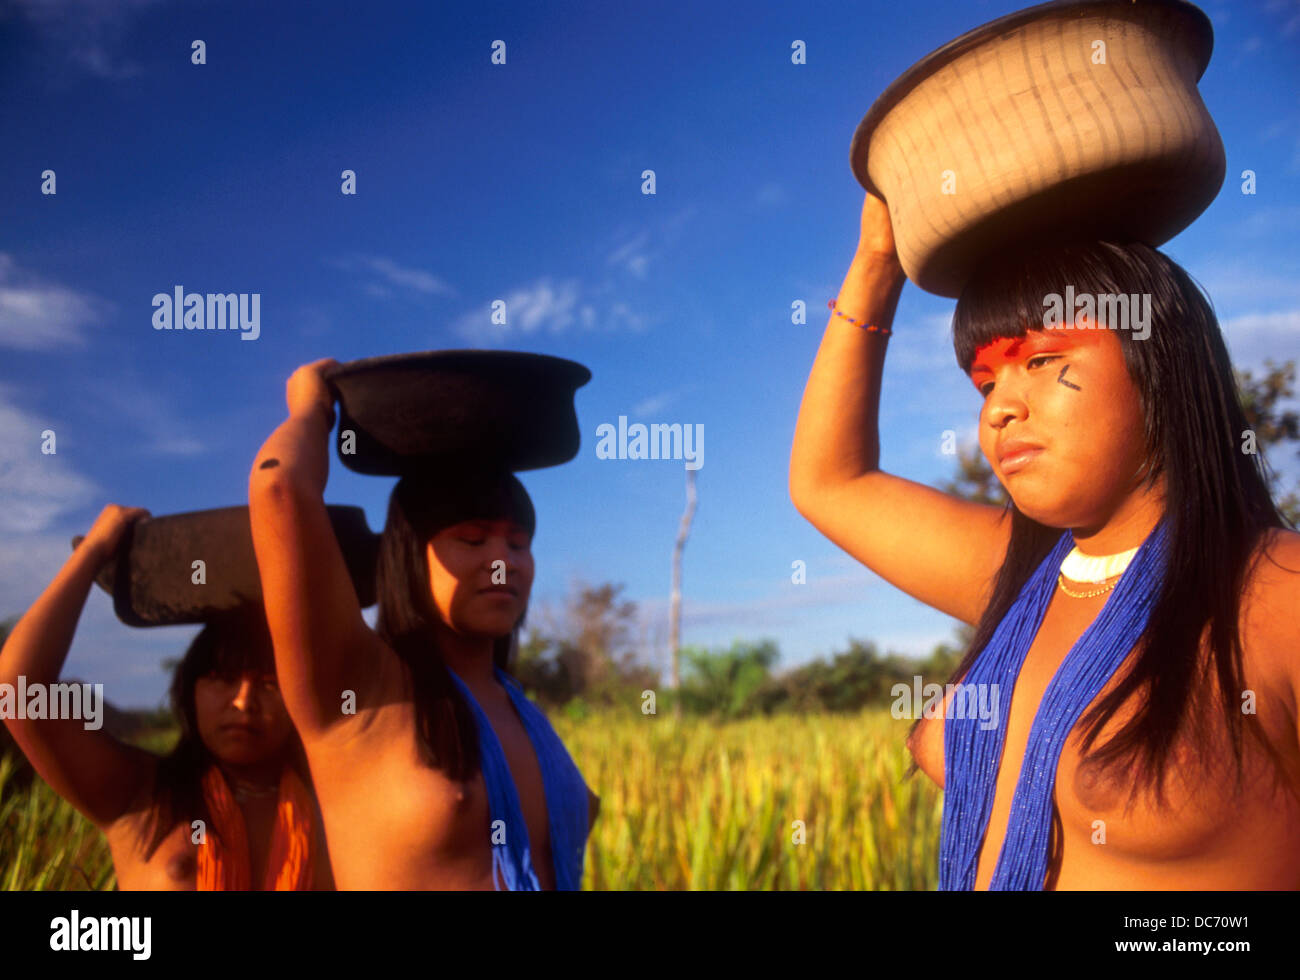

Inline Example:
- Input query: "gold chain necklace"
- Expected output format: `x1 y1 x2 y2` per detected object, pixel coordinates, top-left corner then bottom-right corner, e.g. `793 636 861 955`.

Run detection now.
1056 572 1121 599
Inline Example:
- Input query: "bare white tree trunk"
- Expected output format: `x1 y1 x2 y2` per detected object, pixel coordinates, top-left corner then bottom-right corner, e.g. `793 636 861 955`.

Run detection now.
669 467 697 718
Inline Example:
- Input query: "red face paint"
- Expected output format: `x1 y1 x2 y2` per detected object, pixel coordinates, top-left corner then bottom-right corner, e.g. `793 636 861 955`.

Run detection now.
969 326 1103 394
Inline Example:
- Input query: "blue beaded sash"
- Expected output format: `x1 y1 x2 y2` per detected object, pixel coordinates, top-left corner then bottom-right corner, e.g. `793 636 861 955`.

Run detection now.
939 519 1170 889
446 665 590 890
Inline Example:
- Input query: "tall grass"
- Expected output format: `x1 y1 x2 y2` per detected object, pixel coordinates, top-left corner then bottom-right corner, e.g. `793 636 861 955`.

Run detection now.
556 708 942 890
1 709 941 890
0 753 115 890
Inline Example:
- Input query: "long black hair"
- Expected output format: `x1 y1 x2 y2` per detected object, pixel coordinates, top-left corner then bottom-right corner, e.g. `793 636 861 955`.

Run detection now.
935 239 1296 810
373 466 534 783
138 606 311 859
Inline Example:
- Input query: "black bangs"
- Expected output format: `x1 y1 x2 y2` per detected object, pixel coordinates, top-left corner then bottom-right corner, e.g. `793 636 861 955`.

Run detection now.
188 607 276 678
396 466 536 542
952 240 1174 375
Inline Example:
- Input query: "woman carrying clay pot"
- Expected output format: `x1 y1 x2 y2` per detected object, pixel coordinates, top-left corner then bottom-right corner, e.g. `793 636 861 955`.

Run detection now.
248 359 597 890
790 192 1300 889
0 504 332 890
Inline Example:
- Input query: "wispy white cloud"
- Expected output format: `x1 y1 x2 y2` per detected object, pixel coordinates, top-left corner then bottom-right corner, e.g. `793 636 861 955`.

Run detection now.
633 388 684 417
143 435 206 456
636 567 885 631
80 375 209 458
0 385 100 533
1266 0 1300 35
606 232 651 279
452 207 693 342
452 277 645 343
1260 118 1289 141
1190 260 1300 308
887 310 959 373
1226 204 1300 239
1205 1 1229 26
13 0 165 79
292 304 333 338
1219 309 1300 367
605 300 646 332
602 207 698 282
633 575 964 664
360 256 454 295
0 531 82 608
1222 309 1300 333
452 208 696 343
0 547 196 708
0 253 106 350
458 278 581 340
327 254 455 298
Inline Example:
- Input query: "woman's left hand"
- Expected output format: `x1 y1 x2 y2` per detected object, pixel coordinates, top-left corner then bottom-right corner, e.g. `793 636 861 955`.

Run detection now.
286 358 341 423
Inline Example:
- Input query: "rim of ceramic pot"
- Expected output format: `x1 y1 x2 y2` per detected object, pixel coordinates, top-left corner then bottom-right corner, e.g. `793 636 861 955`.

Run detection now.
323 349 592 389
849 0 1215 198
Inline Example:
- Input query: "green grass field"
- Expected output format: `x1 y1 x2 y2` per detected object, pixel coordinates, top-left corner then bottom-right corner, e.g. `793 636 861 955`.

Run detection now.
0 709 942 890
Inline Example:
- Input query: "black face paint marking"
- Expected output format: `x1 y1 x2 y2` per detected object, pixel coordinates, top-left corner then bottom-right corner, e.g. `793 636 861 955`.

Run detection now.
1057 364 1082 391
259 458 281 469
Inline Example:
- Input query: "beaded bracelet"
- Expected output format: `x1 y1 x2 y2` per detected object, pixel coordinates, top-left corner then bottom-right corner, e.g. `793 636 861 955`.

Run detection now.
828 299 892 335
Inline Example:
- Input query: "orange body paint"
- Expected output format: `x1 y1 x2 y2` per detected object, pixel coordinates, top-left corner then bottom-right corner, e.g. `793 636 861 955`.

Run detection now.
969 325 1105 394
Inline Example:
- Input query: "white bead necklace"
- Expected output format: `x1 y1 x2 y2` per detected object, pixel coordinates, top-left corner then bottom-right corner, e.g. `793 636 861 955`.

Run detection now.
1059 544 1139 584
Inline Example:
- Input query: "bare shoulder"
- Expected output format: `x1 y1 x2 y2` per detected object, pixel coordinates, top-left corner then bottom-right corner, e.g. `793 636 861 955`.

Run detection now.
1240 527 1300 698
1243 528 1300 629
103 770 159 845
308 628 414 753
1255 526 1300 570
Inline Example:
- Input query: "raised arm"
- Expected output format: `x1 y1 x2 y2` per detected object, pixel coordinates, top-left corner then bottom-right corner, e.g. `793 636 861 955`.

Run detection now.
247 359 393 741
0 506 157 827
789 193 1010 627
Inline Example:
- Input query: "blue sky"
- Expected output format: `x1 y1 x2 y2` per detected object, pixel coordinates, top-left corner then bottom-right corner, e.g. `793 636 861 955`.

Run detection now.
2 0 1298 708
